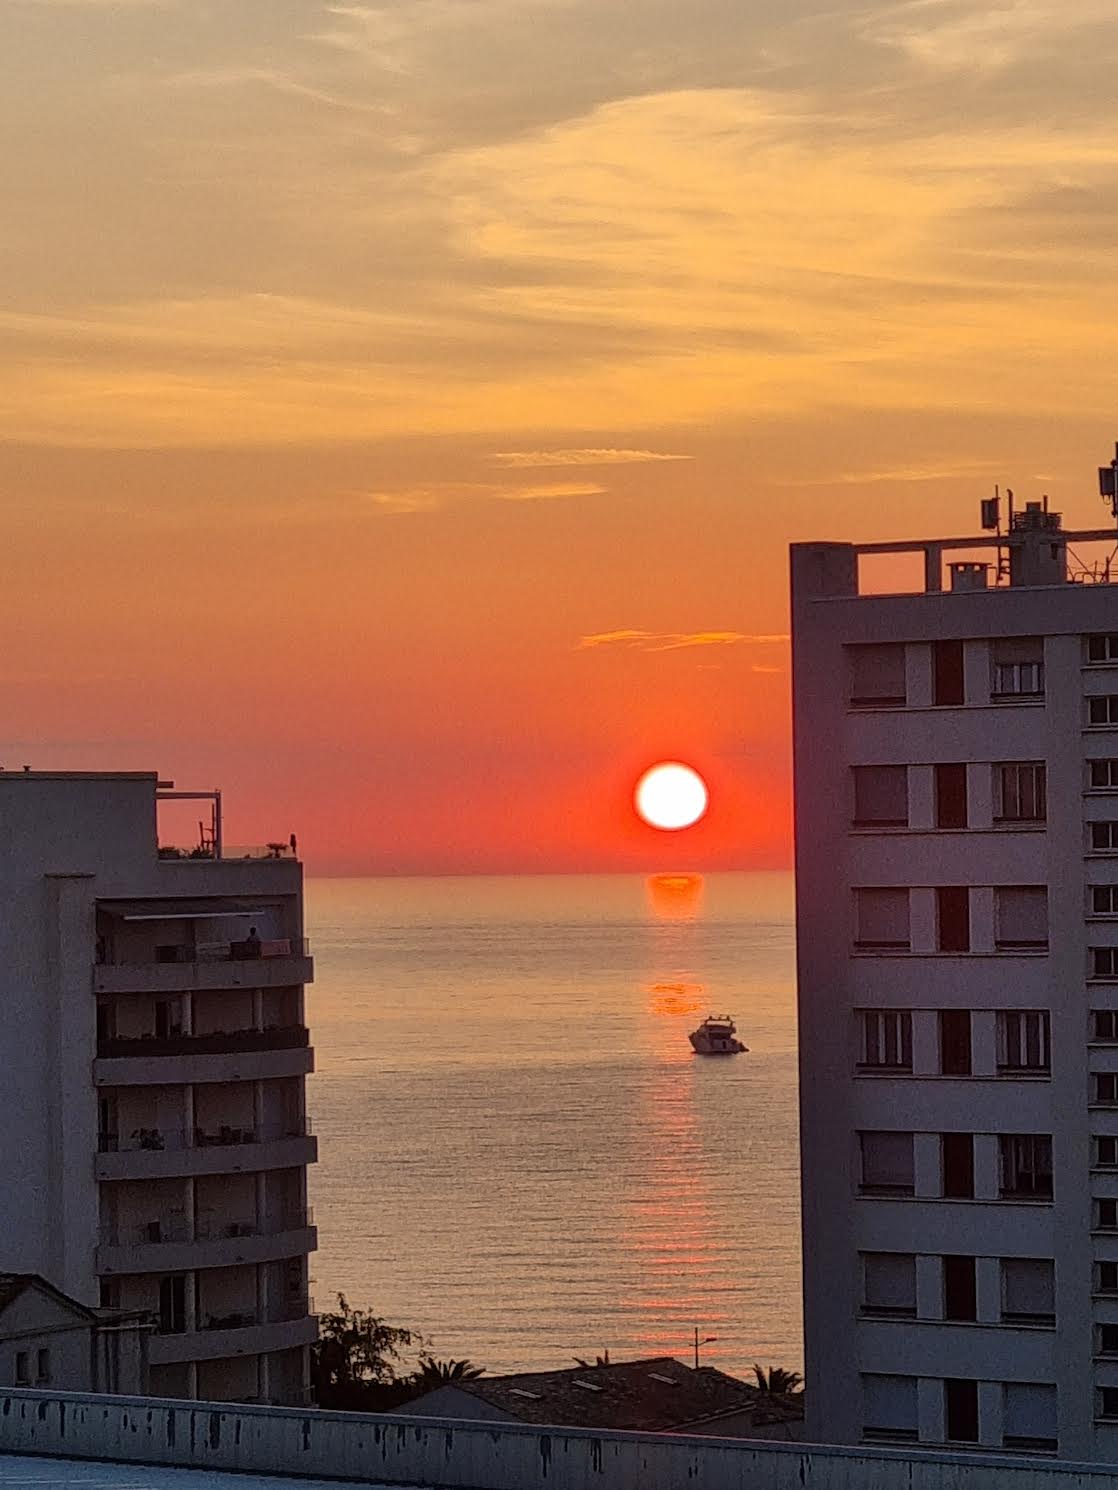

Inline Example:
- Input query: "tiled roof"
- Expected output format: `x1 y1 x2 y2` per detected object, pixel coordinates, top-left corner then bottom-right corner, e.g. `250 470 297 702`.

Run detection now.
412 1356 802 1434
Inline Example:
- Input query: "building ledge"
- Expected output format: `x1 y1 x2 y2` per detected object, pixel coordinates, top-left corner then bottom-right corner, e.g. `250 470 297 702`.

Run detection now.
148 1314 317 1365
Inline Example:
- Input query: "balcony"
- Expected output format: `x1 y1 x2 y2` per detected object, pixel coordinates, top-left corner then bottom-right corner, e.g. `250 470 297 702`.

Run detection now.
95 1121 316 1182
94 941 313 996
94 1035 314 1088
148 1312 318 1366
97 1211 316 1275
97 1026 309 1060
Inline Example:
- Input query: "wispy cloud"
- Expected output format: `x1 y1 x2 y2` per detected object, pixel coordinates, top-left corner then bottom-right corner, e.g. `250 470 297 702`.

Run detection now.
355 480 607 514
578 630 789 652
786 458 1001 485
490 448 691 468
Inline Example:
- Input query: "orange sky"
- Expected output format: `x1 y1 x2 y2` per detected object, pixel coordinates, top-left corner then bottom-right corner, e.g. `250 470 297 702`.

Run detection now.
4 0 1118 872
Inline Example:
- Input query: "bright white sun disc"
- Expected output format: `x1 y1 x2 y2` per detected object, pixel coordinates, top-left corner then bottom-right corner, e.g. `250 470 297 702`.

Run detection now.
635 762 709 831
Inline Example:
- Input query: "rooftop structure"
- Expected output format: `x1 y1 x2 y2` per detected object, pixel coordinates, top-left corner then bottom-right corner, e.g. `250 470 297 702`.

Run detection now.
0 771 317 1407
396 1356 802 1437
791 452 1118 1459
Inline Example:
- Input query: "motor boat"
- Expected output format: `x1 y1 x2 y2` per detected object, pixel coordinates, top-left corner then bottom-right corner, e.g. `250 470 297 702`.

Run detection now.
689 1015 748 1055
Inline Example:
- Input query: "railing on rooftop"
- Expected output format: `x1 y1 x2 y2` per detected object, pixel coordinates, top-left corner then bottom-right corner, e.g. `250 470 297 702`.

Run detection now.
158 842 297 862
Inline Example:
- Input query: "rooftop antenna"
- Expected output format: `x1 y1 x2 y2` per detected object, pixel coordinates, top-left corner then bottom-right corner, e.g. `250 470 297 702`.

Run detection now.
1099 442 1118 524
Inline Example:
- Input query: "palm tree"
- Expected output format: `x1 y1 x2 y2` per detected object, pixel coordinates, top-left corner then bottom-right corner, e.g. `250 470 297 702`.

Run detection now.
415 1357 485 1384
752 1363 803 1395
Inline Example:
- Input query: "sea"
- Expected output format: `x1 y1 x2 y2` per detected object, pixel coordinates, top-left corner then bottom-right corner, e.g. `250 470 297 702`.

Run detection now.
304 871 801 1381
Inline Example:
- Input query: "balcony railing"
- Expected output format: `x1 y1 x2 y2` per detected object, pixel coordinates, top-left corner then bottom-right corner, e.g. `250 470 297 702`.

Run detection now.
158 843 297 863
99 1208 314 1250
97 1026 309 1060
97 1119 313 1155
98 938 309 968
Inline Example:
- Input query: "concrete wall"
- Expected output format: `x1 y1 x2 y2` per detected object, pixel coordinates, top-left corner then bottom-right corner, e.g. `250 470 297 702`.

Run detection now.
3 1389 1118 1489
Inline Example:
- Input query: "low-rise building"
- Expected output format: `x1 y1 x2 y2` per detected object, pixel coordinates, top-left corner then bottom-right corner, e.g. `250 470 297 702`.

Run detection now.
0 1274 149 1395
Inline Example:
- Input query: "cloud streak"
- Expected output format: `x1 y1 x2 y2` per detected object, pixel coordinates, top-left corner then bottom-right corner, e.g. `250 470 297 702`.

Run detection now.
578 630 789 652
490 448 691 468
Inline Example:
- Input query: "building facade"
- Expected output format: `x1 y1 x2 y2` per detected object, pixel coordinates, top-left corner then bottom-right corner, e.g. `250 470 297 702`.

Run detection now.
792 502 1118 1460
0 1273 150 1396
0 772 317 1405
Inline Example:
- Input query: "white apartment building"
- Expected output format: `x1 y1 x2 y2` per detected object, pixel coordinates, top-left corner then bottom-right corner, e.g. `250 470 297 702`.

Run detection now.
792 491 1118 1461
0 771 317 1406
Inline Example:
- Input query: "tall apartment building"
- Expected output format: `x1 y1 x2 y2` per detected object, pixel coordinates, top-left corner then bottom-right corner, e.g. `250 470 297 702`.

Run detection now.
0 771 317 1405
792 493 1118 1461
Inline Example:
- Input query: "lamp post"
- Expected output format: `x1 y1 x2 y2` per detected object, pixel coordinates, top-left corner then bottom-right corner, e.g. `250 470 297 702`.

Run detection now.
693 1326 717 1369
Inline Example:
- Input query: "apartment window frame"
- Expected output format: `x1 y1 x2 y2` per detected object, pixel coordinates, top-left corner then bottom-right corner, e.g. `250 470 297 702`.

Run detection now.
992 662 1044 701
1002 1382 1057 1454
1090 760 1118 791
1095 1073 1118 1106
858 1009 913 1072
1097 1261 1118 1294
14 1351 28 1386
849 643 907 710
994 762 1047 824
859 1131 915 1197
999 1134 1053 1201
939 1010 972 1076
1088 697 1118 727
936 886 971 953
35 1348 50 1385
995 887 1049 952
1097 1198 1118 1231
1001 1257 1055 1327
1096 1136 1118 1168
933 640 966 707
1091 947 1118 981
943 1255 978 1322
1100 1387 1118 1422
1090 823 1118 854
852 765 909 829
997 1010 1050 1075
861 1252 917 1319
1094 1010 1118 1042
1087 635 1118 664
1091 887 1118 918
854 888 911 953
935 763 969 829
862 1374 919 1444
944 1378 980 1444
942 1132 975 1199
1098 1324 1118 1358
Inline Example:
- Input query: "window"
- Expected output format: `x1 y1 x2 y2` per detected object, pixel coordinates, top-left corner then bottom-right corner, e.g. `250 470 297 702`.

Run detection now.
937 887 970 952
1002 1383 1057 1453
1100 1386 1118 1420
942 1133 975 1198
1095 1010 1118 1041
1090 823 1118 853
995 763 1046 822
1095 1074 1118 1105
945 1378 980 1443
997 1011 1050 1073
995 887 1048 950
1097 1198 1118 1230
35 1348 49 1385
1092 948 1118 980
940 1011 972 1075
1092 887 1118 917
855 889 910 951
853 766 909 827
933 640 965 706
1088 635 1118 663
862 1253 917 1317
943 1256 977 1321
1097 1261 1118 1293
860 1131 914 1195
1090 760 1118 790
14 1352 28 1385
859 1010 912 1071
992 638 1044 698
1088 696 1118 726
935 764 968 829
1096 1136 1118 1168
1000 1135 1053 1199
850 643 906 708
158 1275 186 1335
1002 1258 1055 1325
1100 1325 1118 1357
862 1374 918 1443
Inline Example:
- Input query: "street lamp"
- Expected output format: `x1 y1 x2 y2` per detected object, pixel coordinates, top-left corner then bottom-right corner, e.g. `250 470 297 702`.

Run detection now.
693 1326 717 1369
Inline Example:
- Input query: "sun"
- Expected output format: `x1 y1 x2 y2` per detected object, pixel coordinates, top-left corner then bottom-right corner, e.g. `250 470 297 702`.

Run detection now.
635 762 709 831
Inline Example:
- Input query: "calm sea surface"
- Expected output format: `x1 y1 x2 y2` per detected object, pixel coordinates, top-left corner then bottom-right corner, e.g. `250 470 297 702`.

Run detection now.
304 872 801 1380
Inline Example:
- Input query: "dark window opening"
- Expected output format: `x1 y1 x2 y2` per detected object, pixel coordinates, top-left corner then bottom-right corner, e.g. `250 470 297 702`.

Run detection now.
940 1010 972 1075
942 1133 975 1198
935 764 969 829
945 1378 980 1443
937 887 971 953
159 1275 187 1335
934 640 965 706
943 1256 977 1322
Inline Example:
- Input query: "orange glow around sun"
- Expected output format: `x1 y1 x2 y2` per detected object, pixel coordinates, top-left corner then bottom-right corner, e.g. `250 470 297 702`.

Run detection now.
635 762 709 831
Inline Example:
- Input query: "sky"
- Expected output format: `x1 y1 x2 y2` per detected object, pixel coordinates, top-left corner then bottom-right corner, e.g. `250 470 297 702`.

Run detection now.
3 0 1118 873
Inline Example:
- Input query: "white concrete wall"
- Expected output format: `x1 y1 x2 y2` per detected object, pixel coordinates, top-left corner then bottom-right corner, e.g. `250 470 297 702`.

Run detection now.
3 1390 1118 1489
792 548 1118 1460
